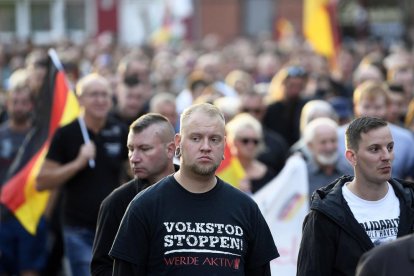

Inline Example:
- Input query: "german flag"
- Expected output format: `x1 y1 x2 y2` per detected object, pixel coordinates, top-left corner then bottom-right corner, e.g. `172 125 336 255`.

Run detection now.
216 143 245 189
0 49 80 234
304 0 341 68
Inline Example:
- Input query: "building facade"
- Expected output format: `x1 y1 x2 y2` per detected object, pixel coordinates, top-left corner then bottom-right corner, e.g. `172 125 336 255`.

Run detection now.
0 0 408 47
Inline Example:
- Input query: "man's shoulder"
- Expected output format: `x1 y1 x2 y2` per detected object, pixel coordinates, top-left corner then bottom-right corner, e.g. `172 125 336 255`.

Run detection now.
49 120 81 145
218 179 258 204
390 178 414 200
129 176 173 204
310 176 351 210
105 116 128 133
55 119 79 134
101 179 139 209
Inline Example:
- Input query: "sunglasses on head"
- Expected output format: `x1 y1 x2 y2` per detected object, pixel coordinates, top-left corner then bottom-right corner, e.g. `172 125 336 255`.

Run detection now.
286 66 307 78
238 137 260 146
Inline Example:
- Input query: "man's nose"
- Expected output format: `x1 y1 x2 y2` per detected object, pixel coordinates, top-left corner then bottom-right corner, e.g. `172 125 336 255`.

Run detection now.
381 149 391 160
130 150 142 162
200 138 212 151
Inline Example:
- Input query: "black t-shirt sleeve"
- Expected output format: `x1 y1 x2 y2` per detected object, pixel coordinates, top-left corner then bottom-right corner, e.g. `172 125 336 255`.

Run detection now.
113 258 147 276
246 262 271 276
245 202 279 268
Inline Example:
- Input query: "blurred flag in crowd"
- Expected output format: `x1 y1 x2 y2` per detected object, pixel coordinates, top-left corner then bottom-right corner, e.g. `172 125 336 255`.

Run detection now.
275 17 295 41
253 154 309 276
0 49 80 234
216 143 245 189
151 0 193 46
304 0 341 68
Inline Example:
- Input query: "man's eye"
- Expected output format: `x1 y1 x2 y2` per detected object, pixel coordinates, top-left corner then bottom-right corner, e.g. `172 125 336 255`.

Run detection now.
211 137 220 143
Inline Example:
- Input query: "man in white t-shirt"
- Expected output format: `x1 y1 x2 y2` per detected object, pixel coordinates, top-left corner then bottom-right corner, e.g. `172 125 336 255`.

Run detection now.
297 116 414 276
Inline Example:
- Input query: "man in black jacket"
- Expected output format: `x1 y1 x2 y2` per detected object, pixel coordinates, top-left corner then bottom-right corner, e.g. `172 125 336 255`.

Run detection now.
297 116 414 276
90 113 176 276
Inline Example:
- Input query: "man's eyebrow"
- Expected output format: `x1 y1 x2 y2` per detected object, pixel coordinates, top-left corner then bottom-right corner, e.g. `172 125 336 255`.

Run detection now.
366 141 394 147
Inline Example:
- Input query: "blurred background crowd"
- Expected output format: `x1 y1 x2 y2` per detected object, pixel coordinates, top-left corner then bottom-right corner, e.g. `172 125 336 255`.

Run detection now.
2 0 414 275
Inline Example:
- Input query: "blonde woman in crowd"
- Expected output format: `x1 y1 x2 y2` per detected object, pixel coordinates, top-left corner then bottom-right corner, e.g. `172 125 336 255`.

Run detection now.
226 113 277 194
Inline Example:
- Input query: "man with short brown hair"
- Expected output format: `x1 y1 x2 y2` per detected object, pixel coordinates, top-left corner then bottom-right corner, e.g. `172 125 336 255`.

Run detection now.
298 116 414 276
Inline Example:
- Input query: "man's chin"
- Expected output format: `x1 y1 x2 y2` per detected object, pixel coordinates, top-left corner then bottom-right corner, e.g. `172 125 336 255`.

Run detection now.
191 164 218 176
135 173 148 179
316 153 338 166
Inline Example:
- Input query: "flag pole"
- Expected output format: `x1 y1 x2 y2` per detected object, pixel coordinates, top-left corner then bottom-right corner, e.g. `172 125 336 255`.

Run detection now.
48 49 95 168
77 116 95 168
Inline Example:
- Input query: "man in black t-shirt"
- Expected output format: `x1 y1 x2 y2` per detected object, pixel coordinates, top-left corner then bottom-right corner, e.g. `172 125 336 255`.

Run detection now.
36 74 128 276
91 113 177 276
110 103 279 275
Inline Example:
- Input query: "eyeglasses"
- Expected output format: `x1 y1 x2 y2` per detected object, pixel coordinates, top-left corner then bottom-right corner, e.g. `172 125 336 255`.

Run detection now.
83 91 111 99
286 66 307 78
238 137 260 146
242 107 263 114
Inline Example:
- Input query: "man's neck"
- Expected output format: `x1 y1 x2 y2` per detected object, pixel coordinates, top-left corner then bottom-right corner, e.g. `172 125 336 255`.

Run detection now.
9 120 31 133
319 164 335 176
83 115 106 134
148 164 176 186
174 170 217 194
347 178 389 201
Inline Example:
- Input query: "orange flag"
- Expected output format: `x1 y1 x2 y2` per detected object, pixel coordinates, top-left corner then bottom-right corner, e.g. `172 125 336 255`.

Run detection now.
304 0 341 68
0 49 80 234
216 143 245 189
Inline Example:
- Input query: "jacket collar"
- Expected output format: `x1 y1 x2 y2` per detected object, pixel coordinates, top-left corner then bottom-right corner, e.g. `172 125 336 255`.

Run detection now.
311 176 414 249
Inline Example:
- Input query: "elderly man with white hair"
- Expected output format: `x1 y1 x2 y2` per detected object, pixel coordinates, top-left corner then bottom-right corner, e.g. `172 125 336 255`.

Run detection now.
302 117 349 199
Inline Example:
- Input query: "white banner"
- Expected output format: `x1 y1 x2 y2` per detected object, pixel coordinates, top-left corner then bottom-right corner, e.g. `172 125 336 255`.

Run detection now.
253 154 309 276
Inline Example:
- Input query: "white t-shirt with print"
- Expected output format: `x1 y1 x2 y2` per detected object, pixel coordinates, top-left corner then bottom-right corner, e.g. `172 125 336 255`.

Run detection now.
342 182 400 246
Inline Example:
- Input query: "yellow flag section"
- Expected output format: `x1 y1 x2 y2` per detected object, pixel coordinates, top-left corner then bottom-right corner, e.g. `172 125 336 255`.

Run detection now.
0 53 80 234
304 0 340 65
216 143 245 189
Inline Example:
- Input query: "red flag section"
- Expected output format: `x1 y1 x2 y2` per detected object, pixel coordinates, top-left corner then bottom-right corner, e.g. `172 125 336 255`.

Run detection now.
0 50 80 234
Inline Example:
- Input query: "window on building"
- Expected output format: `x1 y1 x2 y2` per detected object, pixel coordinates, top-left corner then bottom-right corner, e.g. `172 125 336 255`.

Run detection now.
66 1 85 30
0 2 16 32
31 1 51 31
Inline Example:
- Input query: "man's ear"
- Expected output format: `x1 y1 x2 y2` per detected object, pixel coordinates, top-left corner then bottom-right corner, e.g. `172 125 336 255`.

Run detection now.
345 149 357 167
166 142 176 159
174 134 181 148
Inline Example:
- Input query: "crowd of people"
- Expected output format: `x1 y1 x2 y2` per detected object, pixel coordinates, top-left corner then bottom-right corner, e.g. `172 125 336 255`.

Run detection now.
1 30 414 275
